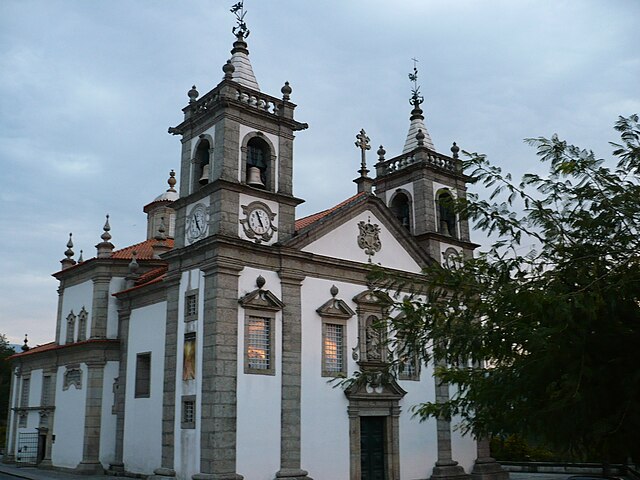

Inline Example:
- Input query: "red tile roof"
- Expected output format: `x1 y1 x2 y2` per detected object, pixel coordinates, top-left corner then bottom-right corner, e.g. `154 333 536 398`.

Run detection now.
295 192 366 231
112 238 175 260
135 266 167 285
9 339 119 359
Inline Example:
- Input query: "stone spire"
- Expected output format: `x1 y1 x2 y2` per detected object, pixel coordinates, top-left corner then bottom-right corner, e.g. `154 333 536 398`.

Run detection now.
403 60 435 153
60 233 76 269
227 1 260 90
96 215 115 258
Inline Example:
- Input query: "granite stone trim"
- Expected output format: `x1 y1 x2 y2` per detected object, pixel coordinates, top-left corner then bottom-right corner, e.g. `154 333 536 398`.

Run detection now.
77 361 106 475
90 275 111 339
110 304 130 473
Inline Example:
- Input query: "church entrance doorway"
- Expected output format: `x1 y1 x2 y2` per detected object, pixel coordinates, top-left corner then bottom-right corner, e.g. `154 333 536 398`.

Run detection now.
360 416 386 480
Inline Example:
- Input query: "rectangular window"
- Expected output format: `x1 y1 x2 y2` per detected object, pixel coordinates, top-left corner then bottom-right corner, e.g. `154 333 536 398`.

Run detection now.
322 322 347 376
183 332 196 381
20 378 30 407
135 352 151 398
181 395 196 429
245 315 272 373
184 290 198 322
41 375 52 406
397 338 420 381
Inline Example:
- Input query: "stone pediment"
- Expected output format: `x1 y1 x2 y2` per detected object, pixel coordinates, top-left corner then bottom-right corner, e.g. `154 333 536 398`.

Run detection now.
239 288 285 311
352 289 393 308
344 369 407 401
316 298 355 319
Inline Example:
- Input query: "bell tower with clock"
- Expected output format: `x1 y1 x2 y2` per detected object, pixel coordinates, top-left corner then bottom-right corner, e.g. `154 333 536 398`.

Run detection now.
168 5 307 250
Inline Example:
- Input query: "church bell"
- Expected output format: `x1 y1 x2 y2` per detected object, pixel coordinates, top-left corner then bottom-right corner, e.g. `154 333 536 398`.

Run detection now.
198 163 210 185
247 166 265 188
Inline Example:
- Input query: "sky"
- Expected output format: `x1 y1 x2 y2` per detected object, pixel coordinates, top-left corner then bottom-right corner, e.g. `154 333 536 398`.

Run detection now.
1 0 638 346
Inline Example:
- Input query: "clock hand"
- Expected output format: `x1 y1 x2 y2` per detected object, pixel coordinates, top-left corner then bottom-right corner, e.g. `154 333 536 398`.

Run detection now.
194 216 200 229
256 214 264 228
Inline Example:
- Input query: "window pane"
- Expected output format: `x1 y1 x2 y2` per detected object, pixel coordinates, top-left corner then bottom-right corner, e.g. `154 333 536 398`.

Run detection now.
324 323 343 373
246 316 270 370
135 353 151 397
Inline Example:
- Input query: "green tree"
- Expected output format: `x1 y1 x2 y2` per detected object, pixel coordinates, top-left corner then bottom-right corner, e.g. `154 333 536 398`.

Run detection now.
0 334 15 449
378 115 640 463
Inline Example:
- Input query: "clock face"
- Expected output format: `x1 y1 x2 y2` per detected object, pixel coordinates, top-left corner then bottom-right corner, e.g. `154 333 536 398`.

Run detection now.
248 208 270 235
186 204 208 242
240 201 277 243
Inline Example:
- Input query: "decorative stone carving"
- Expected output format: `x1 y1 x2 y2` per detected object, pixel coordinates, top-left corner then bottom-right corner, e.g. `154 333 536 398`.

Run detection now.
63 365 82 390
357 218 382 258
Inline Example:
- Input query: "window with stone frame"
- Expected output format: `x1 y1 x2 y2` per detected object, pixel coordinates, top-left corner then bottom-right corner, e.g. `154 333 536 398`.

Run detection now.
181 395 196 429
397 337 420 381
135 352 151 398
66 311 76 344
245 315 273 374
20 377 30 407
353 289 392 365
18 412 27 428
41 375 53 406
322 321 347 377
184 289 198 322
77 306 88 341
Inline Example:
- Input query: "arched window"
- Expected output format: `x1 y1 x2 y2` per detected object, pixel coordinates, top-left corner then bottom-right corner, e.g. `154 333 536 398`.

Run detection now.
193 139 211 191
437 190 457 238
390 192 411 231
66 311 76 344
246 137 270 189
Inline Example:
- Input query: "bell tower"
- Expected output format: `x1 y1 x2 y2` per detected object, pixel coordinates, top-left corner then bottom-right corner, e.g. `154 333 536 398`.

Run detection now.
374 64 477 263
168 3 307 249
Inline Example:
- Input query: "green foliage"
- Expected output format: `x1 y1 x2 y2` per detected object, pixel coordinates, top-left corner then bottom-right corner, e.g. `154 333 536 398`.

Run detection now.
375 115 640 462
0 334 15 449
490 435 559 462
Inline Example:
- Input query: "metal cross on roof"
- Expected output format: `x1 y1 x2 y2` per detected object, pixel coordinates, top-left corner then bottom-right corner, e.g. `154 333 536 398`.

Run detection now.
408 58 424 107
355 129 371 173
231 1 250 38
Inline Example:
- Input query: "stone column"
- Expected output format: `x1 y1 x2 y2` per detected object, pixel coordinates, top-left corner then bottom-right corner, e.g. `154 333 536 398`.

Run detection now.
3 368 21 463
152 275 181 480
109 304 130 474
90 274 111 338
77 361 106 474
39 368 58 469
193 262 243 480
430 368 469 480
275 271 312 480
471 438 509 480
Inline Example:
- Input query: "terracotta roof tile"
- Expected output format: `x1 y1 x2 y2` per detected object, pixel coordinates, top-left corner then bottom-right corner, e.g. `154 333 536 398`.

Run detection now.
295 192 366 232
112 238 174 260
9 339 118 359
135 266 168 285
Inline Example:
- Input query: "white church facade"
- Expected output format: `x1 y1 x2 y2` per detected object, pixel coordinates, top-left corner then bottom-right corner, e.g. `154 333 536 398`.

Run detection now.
4 6 509 480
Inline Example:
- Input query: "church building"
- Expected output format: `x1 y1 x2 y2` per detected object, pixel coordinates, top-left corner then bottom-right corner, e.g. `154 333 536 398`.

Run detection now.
4 5 509 480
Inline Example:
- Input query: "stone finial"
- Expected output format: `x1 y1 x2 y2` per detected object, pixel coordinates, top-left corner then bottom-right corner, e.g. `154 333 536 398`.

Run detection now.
281 81 292 101
256 275 266 289
223 60 235 80
96 215 115 258
167 169 177 192
129 251 139 275
61 233 76 269
330 284 339 298
78 250 84 263
21 334 29 352
416 129 425 147
377 145 386 161
188 85 199 103
451 141 460 159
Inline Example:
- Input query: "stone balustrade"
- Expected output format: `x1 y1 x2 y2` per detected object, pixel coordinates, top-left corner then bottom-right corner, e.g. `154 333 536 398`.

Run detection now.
375 149 458 176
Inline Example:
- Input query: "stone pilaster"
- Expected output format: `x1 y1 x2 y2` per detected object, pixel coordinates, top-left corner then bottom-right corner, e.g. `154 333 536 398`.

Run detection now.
275 271 312 480
3 368 20 463
430 369 470 480
193 262 243 480
471 438 509 480
90 274 111 338
155 276 181 478
55 283 65 344
38 369 58 469
109 304 130 474
77 361 106 474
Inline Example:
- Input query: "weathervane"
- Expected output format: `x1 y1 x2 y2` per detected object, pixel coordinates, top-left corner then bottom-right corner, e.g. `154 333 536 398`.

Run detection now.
231 1 250 38
408 58 424 108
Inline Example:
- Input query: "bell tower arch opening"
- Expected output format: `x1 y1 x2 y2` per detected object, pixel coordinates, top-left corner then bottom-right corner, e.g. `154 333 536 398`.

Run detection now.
436 189 457 238
242 133 276 191
192 137 212 193
389 190 412 232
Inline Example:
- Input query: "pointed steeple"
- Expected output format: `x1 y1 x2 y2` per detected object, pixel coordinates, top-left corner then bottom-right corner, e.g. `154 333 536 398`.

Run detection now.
227 1 260 91
403 60 434 153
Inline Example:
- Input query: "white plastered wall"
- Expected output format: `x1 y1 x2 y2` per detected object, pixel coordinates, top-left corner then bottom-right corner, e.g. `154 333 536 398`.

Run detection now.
60 280 93 344
236 267 281 479
51 363 87 468
237 125 280 190
300 277 362 478
99 361 119 467
237 193 279 245
123 301 166 475
301 211 422 273
174 269 203 480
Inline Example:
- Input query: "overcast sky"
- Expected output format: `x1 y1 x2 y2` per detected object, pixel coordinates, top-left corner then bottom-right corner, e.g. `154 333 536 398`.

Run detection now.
1 0 638 346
